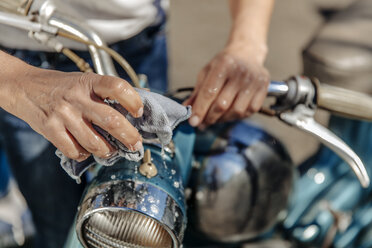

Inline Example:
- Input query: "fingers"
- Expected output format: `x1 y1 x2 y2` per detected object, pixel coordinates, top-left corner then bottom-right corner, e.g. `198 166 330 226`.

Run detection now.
187 53 270 127
88 73 144 118
42 119 90 162
221 83 257 122
83 100 142 152
183 65 209 106
78 73 143 154
221 74 269 122
48 98 142 161
250 83 269 113
50 101 119 159
55 132 91 162
188 64 227 127
64 115 117 159
202 78 240 125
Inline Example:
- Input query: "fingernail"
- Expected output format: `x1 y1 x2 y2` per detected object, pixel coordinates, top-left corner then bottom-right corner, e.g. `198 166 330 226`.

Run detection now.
103 150 118 159
136 107 144 118
189 115 200 127
77 152 90 162
133 141 143 151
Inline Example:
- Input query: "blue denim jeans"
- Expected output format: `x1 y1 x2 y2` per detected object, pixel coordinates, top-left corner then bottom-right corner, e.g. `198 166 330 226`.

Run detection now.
0 24 168 248
0 150 10 198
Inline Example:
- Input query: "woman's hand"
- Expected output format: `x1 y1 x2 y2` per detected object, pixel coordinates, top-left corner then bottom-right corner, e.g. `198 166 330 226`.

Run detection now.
0 52 143 162
184 44 270 127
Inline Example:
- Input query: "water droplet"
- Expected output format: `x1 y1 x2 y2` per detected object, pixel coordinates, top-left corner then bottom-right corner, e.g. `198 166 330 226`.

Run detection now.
208 87 219 93
151 204 159 214
171 169 176 175
314 172 325 184
163 160 168 170
110 174 116 180
141 206 147 212
174 181 180 188
161 145 166 160
148 196 155 203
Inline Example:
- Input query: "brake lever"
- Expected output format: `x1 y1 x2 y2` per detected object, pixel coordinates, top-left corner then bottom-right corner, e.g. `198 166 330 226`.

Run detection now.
279 104 370 188
268 76 370 188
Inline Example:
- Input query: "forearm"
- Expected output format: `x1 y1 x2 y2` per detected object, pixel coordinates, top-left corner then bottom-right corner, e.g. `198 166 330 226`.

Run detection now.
0 50 32 114
227 0 275 63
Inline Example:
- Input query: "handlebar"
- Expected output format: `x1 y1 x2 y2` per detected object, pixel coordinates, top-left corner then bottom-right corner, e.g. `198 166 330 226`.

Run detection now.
267 81 290 97
267 79 372 121
316 84 372 121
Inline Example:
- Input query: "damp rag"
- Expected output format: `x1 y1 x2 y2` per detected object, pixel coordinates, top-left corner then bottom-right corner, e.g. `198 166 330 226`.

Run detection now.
56 88 192 181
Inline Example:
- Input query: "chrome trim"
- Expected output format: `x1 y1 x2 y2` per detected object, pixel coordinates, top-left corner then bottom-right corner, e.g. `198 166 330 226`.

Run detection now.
39 1 117 76
76 180 184 248
267 81 289 97
280 104 370 188
0 11 57 34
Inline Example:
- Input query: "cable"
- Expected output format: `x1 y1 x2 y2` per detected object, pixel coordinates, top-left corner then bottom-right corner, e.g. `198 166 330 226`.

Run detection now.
61 48 93 72
57 30 140 88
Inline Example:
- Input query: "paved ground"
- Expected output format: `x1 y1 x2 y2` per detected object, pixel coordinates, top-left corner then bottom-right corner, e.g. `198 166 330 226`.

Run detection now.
168 0 354 164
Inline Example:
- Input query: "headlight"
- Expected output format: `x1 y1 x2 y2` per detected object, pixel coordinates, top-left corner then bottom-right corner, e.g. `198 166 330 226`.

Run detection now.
76 157 186 248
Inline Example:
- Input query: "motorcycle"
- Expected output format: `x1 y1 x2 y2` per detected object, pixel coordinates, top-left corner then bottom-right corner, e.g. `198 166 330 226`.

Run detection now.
1 1 372 247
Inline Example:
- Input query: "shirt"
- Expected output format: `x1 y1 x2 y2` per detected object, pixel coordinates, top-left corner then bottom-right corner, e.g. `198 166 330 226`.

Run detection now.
0 0 168 50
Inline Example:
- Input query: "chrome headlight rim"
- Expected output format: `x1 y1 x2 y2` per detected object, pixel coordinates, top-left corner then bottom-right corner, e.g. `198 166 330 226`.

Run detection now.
76 179 185 248
76 207 179 248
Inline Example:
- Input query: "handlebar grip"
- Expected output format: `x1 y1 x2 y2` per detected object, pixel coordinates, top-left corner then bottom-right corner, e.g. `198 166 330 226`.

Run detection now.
317 84 372 121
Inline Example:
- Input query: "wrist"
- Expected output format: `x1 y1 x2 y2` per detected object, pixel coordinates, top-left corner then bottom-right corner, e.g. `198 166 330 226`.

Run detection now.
227 0 274 65
225 38 268 65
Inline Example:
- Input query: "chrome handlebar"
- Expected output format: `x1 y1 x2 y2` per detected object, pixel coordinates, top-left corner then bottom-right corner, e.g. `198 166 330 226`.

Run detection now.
0 2 117 76
267 81 290 97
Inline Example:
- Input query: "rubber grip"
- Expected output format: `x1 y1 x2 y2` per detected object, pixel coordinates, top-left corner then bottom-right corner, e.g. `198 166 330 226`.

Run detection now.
317 84 372 121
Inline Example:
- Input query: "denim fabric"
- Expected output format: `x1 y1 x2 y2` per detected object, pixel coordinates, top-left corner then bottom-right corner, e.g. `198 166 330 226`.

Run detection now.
0 150 10 198
0 24 168 248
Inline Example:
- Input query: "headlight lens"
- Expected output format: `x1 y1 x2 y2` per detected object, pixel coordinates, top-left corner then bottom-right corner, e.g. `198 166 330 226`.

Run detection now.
82 210 173 248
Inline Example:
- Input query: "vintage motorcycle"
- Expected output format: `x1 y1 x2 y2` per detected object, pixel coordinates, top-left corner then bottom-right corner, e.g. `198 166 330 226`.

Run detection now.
1 1 372 247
